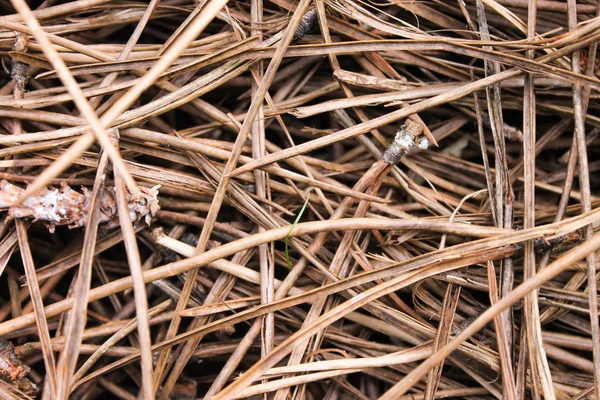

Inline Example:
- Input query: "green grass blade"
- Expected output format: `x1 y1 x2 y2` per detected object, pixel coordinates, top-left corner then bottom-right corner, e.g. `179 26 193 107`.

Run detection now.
285 191 311 270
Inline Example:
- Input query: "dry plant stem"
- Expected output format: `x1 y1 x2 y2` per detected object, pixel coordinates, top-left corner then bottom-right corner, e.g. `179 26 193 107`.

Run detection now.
158 92 247 400
425 190 486 399
10 33 27 137
0 200 593 337
316 4 428 150
515 317 528 398
164 249 251 391
157 4 312 393
211 217 599 399
179 152 330 281
487 260 517 399
424 284 460 400
377 224 600 399
161 259 245 399
97 378 135 400
0 0 112 22
134 129 386 203
16 219 56 398
79 243 517 392
203 319 261 397
19 313 174 356
476 0 510 227
267 92 423 400
0 383 25 400
9 0 138 198
287 77 577 119
249 0 274 357
6 27 47 400
30 22 160 385
492 0 595 13
83 1 183 392
315 2 388 149
521 2 555 399
475 3 517 393
539 71 595 325
67 214 533 386
54 142 110 400
568 0 600 393
180 297 261 317
154 1 204 59
2 2 599 396
262 345 432 376
261 71 338 220
154 178 234 393
215 134 433 398
272 121 429 398
58 217 590 391
7 276 20 321
154 4 310 385
114 170 154 399
4 33 27 328
570 385 595 400
261 130 339 358
26 228 145 284
5 32 27 341
8 25 243 131
473 94 498 234
206 166 384 395
94 0 228 128
8 0 227 201
213 155 391 397
235 368 364 399
231 36 590 177
274 161 392 400
85 0 161 111
164 179 339 393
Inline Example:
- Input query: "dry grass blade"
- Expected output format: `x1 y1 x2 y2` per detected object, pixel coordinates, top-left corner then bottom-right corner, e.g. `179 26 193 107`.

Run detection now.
72 300 171 384
50 214 593 393
15 220 56 398
231 37 598 177
487 260 517 399
210 216 592 397
1 1 600 398
567 0 600 395
379 227 600 399
9 0 139 199
520 1 555 398
423 284 460 400
54 137 111 400
114 170 154 399
154 3 313 395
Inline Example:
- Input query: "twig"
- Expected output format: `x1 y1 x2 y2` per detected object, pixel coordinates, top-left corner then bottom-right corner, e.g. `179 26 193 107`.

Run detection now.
0 180 159 232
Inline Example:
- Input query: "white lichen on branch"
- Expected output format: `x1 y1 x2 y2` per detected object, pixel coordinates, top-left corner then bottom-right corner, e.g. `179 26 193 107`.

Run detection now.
0 180 159 232
382 119 429 165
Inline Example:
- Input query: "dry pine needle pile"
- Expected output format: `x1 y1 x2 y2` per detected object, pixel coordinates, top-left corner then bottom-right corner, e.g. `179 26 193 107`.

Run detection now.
0 0 599 399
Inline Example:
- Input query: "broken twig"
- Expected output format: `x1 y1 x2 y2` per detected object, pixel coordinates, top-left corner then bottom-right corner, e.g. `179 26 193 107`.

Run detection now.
0 180 159 232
